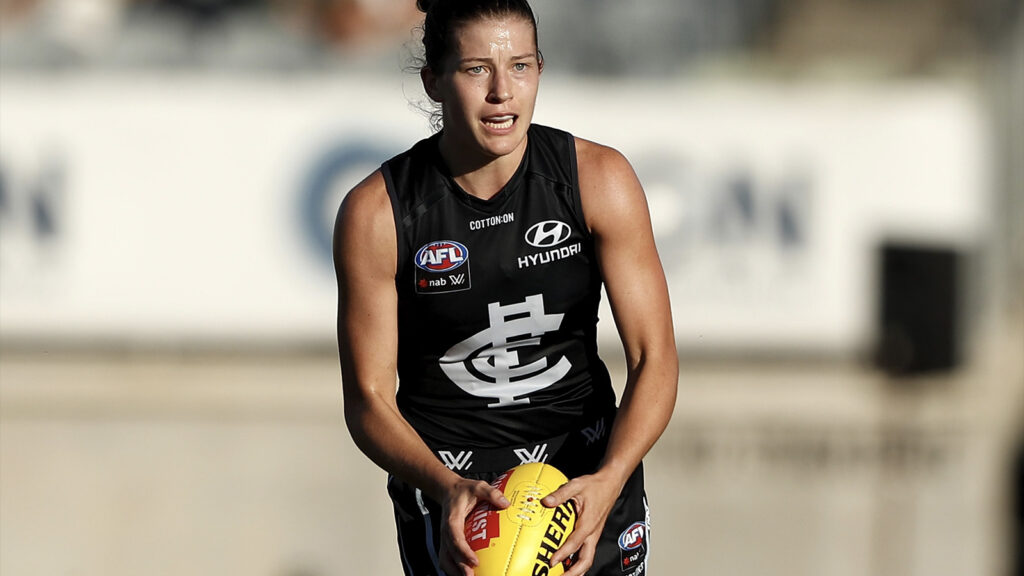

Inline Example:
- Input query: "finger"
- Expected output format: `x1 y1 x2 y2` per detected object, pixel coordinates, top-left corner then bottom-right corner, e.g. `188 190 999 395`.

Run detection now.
541 479 580 508
486 485 510 509
557 536 596 576
473 481 510 509
549 526 590 567
439 547 459 576
441 540 476 576
447 513 480 567
443 558 475 576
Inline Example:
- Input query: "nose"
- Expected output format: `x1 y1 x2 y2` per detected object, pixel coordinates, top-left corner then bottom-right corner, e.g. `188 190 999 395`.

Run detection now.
487 69 512 104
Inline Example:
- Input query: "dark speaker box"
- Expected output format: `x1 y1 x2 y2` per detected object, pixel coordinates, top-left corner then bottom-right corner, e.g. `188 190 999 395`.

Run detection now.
875 243 961 375
1015 439 1024 576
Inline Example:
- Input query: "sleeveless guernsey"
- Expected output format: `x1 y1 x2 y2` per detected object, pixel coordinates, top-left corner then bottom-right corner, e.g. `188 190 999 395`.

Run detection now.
381 124 616 451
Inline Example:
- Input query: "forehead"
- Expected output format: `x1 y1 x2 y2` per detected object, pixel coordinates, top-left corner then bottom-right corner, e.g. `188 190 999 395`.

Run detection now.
451 15 537 56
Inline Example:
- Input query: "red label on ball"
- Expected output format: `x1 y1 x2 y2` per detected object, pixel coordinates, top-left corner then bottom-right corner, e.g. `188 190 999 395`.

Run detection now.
464 471 513 552
465 504 499 551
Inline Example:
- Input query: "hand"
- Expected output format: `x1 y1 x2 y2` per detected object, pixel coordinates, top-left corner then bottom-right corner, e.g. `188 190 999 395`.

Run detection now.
438 477 511 576
541 471 624 576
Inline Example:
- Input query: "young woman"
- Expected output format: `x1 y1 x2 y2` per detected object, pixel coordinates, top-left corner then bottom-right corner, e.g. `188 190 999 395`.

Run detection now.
333 1 677 574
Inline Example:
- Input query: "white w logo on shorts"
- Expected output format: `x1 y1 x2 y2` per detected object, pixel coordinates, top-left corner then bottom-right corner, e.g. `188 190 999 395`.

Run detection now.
581 418 607 445
513 443 549 464
438 450 473 471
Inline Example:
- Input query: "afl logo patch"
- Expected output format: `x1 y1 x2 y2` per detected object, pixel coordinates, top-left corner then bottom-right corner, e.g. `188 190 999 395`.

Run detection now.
525 220 571 248
617 521 648 573
618 522 647 551
415 241 469 272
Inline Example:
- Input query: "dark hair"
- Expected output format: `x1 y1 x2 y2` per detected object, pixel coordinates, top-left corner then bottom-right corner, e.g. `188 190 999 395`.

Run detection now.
416 0 542 73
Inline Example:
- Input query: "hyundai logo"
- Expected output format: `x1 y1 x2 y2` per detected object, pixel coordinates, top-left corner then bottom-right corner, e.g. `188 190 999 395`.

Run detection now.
525 220 571 248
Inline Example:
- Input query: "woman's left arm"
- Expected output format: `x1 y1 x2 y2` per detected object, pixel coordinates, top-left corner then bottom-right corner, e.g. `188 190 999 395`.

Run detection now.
544 138 678 574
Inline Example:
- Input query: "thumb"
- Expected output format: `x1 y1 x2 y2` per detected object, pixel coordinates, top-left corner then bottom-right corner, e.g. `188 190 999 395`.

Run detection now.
475 481 510 510
489 487 511 509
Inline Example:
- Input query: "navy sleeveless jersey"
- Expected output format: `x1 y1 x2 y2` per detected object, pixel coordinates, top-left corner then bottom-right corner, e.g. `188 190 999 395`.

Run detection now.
381 124 616 450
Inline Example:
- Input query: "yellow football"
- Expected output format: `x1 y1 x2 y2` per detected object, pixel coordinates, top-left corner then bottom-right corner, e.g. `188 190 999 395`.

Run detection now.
465 462 577 576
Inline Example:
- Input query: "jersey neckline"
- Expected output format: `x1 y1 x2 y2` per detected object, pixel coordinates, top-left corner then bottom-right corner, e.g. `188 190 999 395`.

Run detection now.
430 129 531 214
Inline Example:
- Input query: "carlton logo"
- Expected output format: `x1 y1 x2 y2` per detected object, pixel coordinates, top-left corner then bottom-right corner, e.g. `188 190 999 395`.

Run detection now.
525 220 571 248
415 240 469 272
618 522 647 551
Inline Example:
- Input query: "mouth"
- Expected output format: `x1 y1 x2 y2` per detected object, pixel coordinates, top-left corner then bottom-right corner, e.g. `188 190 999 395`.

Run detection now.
481 114 517 131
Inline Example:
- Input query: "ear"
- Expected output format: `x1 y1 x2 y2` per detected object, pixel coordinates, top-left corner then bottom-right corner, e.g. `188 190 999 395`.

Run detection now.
421 67 444 103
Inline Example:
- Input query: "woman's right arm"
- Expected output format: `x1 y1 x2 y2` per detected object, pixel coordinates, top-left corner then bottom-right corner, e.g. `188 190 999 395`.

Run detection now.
333 171 507 575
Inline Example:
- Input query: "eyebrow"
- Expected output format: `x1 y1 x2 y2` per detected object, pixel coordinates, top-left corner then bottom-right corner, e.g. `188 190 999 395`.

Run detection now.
458 53 537 65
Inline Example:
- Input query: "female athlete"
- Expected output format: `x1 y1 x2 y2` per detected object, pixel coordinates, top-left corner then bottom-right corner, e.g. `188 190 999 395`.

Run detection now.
333 1 677 574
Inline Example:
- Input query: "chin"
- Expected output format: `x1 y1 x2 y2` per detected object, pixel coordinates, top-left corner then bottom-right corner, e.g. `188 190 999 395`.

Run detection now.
480 140 521 159
477 127 529 158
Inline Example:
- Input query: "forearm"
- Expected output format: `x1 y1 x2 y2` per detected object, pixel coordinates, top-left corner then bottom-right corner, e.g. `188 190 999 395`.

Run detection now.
596 348 678 487
344 392 461 503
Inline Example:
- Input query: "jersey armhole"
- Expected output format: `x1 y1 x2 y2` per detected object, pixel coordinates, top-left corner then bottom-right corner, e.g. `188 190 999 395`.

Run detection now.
567 134 593 239
380 162 408 277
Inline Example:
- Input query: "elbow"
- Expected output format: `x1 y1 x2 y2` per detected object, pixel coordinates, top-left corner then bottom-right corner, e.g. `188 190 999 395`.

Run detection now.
342 396 364 429
628 343 679 404
341 384 396 440
629 339 679 380
342 392 376 434
342 396 380 455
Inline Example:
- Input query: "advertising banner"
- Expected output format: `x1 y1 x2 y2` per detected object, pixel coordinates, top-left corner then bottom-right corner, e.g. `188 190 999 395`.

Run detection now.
0 75 989 352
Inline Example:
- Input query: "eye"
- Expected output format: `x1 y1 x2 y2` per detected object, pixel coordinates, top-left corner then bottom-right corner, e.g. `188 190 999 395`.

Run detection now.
467 65 486 75
513 63 529 72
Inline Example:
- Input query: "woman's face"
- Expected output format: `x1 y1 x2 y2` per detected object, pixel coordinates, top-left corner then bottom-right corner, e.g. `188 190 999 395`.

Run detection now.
423 15 542 162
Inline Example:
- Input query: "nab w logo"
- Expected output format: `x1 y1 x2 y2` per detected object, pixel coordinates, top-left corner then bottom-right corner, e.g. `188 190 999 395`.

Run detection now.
439 450 473 471
513 443 549 464
525 220 571 248
581 418 607 445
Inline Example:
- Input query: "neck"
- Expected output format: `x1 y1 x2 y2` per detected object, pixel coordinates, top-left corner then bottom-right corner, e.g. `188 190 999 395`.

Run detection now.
438 131 528 201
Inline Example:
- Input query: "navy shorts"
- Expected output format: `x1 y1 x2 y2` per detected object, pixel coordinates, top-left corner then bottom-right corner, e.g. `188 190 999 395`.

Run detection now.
387 463 651 576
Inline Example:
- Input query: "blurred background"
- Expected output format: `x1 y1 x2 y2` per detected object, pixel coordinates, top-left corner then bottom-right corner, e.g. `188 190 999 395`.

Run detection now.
1 0 1022 574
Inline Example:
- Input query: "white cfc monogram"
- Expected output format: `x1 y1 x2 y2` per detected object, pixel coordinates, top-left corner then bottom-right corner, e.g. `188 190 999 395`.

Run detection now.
440 294 572 407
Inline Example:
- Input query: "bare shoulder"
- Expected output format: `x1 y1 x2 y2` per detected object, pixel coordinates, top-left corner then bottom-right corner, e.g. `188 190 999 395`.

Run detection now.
335 170 389 231
574 137 635 183
333 170 395 274
573 137 648 232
